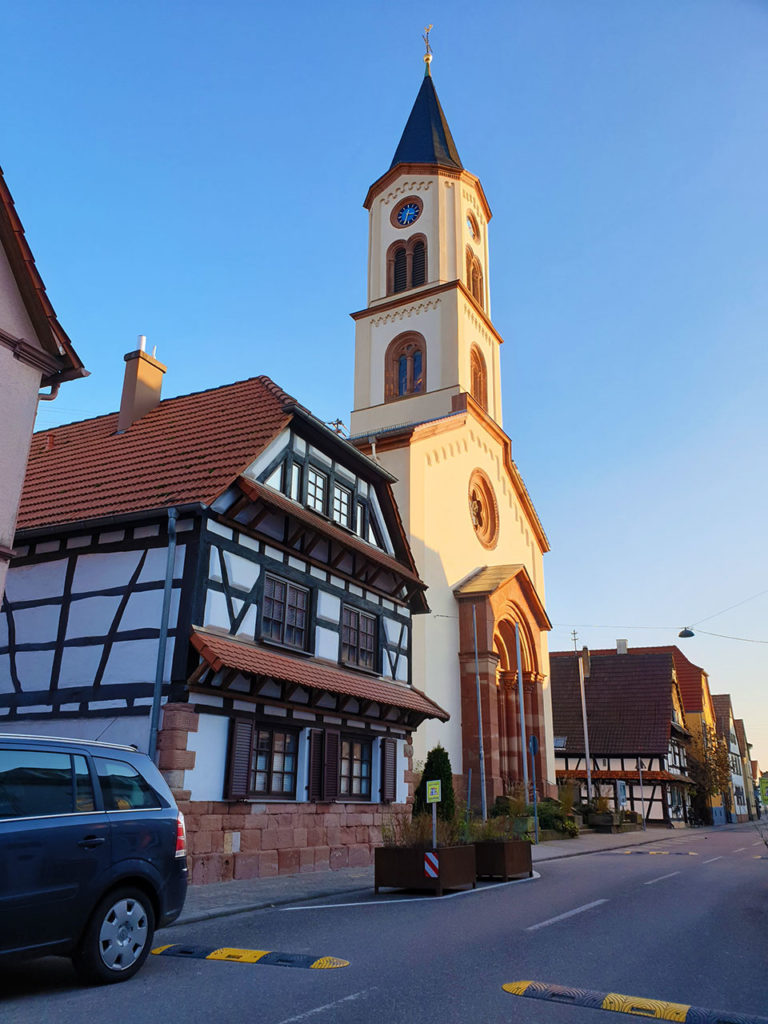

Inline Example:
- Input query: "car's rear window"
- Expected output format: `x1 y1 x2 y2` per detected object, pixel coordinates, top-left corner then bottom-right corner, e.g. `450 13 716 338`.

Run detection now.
0 750 95 819
95 757 163 811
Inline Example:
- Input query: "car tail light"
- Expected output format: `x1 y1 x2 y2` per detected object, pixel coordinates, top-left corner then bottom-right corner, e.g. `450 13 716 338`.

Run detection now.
175 811 187 859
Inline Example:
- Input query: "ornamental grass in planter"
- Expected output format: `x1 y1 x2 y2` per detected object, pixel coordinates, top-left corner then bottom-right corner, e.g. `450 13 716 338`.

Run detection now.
470 815 533 881
375 809 476 897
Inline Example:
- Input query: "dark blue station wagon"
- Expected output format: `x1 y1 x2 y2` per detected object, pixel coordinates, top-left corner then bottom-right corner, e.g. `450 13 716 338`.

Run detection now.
0 734 187 983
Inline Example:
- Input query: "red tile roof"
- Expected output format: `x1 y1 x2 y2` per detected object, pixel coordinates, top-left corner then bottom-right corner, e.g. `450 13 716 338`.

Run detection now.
17 376 295 531
190 628 449 722
711 694 733 736
0 165 85 385
550 651 678 756
552 644 707 714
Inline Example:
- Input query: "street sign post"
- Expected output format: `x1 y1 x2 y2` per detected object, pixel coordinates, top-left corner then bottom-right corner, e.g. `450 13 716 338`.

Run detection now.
529 735 539 844
426 780 441 849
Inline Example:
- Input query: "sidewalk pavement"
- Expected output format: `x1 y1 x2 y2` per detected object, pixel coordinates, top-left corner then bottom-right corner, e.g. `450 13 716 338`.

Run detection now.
172 824 732 928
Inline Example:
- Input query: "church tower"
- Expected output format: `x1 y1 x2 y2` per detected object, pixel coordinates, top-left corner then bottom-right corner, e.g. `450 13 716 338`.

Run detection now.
350 50 555 806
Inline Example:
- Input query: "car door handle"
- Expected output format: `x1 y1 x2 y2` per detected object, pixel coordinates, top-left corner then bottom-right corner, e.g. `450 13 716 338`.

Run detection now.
78 836 107 849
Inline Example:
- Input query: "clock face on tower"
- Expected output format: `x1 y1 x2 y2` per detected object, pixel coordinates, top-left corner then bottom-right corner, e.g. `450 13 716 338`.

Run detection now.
396 201 421 227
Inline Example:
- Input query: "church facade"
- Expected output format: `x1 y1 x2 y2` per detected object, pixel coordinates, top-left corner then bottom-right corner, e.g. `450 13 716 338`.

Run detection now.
350 60 555 804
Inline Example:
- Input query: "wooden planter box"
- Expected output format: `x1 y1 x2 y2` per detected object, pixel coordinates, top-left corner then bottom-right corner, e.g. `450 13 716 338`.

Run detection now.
374 845 476 897
474 840 533 881
588 812 622 834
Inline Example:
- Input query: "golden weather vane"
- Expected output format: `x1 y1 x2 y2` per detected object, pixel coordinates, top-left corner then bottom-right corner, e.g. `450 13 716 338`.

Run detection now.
423 24 433 72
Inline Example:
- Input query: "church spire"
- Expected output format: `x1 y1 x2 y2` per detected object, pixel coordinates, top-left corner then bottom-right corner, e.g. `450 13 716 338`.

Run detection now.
389 65 463 171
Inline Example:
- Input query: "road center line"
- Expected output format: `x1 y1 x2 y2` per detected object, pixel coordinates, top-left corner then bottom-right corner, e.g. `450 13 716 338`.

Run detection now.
275 989 377 1023
703 856 722 864
734 847 747 852
526 899 608 931
643 871 680 885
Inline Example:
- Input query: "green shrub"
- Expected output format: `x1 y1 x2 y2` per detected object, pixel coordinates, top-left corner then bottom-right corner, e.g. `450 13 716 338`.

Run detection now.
413 744 455 822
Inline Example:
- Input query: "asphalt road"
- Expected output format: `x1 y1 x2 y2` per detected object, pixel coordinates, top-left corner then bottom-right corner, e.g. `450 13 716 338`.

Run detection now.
2 825 766 1024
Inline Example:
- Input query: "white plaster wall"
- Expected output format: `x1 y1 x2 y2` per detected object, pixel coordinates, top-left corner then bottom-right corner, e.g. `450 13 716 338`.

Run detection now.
186 713 229 800
5 558 68 603
0 714 151 750
0 350 40 598
101 637 175 685
315 626 338 662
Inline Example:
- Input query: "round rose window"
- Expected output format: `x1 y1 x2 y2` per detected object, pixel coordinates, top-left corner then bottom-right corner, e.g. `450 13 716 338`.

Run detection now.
468 469 499 549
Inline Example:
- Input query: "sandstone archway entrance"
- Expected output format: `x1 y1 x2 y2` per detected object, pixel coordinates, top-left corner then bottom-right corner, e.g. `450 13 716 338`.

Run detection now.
454 565 552 807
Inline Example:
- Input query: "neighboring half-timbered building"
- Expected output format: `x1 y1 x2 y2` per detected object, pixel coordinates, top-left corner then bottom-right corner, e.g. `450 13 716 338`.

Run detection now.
550 649 693 826
0 349 446 882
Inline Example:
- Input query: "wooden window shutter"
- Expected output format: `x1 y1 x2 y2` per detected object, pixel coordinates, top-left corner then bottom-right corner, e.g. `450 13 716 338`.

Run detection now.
323 730 340 802
381 738 397 803
227 719 253 800
308 729 324 802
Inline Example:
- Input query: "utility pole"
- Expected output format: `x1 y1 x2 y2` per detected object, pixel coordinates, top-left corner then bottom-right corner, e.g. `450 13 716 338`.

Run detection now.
578 646 593 803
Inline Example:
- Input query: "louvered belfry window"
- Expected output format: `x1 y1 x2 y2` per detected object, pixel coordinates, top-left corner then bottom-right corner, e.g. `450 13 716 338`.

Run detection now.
411 240 426 286
393 247 407 292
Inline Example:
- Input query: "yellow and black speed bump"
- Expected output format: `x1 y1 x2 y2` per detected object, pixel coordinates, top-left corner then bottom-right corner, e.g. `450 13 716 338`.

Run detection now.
152 944 348 969
502 981 768 1023
612 850 699 857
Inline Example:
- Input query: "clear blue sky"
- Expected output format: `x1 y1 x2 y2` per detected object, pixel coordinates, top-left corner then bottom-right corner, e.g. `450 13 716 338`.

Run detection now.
5 2 768 766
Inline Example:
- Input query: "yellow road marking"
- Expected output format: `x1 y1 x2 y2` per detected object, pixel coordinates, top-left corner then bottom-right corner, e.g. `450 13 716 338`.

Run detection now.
311 956 351 969
503 981 534 995
206 947 270 963
151 944 175 955
602 991 689 1020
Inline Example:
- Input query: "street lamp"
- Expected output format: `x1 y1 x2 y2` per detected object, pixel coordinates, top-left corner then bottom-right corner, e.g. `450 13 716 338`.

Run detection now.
678 627 695 638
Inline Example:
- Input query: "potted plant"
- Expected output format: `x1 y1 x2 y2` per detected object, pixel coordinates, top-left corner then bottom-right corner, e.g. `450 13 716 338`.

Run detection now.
587 794 622 833
375 746 476 897
471 815 533 881
492 784 534 837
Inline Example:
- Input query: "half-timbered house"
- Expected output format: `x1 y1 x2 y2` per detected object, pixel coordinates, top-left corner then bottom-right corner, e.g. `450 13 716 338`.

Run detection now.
550 648 693 826
0 349 446 882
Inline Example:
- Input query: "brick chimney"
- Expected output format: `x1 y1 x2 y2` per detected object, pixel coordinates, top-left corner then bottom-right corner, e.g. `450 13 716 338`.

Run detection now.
117 335 166 433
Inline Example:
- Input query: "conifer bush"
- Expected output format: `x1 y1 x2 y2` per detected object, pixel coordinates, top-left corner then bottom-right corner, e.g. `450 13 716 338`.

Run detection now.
413 744 456 822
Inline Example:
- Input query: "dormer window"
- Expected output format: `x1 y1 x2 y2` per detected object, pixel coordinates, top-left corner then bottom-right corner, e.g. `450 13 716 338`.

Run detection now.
332 483 352 528
306 467 327 514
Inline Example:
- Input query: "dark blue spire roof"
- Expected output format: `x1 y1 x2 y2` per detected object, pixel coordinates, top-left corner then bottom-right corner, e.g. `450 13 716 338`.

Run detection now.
390 73 463 171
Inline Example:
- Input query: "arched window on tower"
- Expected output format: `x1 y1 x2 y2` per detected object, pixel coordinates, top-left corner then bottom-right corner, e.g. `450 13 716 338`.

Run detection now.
385 332 427 401
465 246 484 309
470 346 488 410
387 236 428 295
